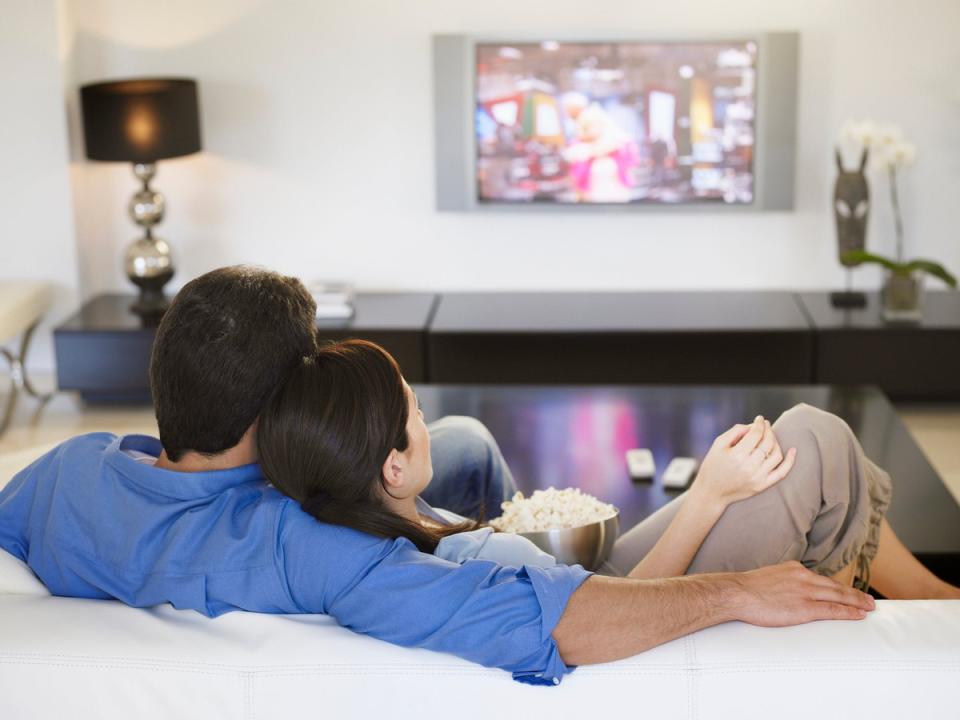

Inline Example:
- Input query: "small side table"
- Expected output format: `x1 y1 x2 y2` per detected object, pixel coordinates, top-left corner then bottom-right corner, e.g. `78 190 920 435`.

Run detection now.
54 293 437 404
798 291 960 400
0 281 54 435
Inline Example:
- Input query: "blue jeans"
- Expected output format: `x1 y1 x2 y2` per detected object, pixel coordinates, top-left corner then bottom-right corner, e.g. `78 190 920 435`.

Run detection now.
421 416 517 521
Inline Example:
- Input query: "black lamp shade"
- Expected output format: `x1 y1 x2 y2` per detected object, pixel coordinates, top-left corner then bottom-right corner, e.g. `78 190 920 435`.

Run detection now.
80 78 202 163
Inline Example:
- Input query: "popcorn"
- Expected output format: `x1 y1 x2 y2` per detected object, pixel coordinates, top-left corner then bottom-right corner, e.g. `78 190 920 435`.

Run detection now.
489 487 617 533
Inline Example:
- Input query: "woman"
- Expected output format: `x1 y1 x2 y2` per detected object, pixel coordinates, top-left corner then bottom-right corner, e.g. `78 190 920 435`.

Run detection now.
258 339 960 597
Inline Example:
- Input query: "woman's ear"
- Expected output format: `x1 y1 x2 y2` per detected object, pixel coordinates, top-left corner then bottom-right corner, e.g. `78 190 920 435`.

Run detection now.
380 448 405 491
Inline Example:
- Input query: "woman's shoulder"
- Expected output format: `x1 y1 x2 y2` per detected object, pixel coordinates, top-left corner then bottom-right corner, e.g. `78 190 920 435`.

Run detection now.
415 496 469 527
417 497 557 569
435 527 557 569
430 506 470 526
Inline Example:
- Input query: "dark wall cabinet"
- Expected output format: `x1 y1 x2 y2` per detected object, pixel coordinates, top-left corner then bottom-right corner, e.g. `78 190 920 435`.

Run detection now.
799 292 960 401
428 292 813 384
55 293 436 404
54 291 960 403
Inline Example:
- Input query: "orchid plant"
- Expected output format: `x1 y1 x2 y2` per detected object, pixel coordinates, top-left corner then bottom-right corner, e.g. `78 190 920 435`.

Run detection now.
838 120 956 288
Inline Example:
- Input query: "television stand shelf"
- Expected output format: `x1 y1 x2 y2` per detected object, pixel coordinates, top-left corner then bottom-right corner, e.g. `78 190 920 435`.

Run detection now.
52 290 960 403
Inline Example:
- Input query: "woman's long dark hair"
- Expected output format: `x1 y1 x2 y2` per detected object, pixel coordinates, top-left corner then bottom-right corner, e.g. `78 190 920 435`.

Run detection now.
257 339 479 553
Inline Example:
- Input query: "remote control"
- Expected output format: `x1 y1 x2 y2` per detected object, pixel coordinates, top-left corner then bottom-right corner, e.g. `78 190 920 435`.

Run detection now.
625 448 655 480
662 457 698 489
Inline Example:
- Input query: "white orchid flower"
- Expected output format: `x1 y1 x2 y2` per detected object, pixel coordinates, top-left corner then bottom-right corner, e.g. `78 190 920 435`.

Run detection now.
890 141 916 167
840 119 879 148
855 120 878 146
873 139 916 170
876 124 904 147
873 150 893 170
838 120 914 171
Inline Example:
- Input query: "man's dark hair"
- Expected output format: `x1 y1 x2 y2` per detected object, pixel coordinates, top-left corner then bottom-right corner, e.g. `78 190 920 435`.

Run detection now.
150 266 317 461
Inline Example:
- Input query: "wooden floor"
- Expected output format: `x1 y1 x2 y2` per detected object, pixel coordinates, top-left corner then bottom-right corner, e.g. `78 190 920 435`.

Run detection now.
895 403 960 504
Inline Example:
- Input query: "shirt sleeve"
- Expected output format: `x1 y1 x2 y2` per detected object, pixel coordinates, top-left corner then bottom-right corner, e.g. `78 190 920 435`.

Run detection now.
0 466 32 560
277 503 592 685
0 443 64 561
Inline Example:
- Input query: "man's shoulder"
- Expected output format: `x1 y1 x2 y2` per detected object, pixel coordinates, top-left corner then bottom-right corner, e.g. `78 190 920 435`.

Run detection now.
15 431 116 460
44 432 124 476
55 431 120 454
1 432 118 488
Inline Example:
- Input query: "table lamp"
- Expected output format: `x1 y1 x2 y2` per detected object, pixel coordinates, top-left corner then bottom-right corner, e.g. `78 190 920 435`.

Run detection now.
80 78 202 312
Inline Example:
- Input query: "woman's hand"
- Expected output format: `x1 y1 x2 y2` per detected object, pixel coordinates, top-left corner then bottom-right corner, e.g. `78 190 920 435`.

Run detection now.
628 416 796 580
691 415 797 509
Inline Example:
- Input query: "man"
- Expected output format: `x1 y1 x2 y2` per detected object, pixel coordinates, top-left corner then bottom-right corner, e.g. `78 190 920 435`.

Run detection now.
0 266 873 685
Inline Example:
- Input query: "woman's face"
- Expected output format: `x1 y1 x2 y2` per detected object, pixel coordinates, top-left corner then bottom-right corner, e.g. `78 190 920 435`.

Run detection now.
400 381 433 494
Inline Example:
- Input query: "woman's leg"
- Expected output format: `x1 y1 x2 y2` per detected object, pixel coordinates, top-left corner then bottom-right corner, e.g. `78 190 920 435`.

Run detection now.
598 494 689 575
601 403 889 585
421 416 517 520
870 518 960 599
830 562 856 587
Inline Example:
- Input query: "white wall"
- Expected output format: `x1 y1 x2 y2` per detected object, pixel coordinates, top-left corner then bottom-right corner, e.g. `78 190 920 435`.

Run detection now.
2 0 949 313
59 0 960 298
0 0 79 372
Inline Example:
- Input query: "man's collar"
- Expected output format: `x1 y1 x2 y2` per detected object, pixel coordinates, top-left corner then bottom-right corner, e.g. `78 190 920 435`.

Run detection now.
106 434 266 500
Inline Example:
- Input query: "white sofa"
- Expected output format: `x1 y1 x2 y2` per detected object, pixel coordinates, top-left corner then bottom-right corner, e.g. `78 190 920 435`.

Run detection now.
2 447 959 718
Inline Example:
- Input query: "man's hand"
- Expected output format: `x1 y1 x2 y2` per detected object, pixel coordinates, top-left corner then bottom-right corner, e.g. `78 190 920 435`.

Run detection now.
727 561 875 626
693 415 797 508
554 562 875 666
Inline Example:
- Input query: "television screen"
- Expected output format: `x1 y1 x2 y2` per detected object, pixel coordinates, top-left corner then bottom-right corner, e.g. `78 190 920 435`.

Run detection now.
475 41 758 205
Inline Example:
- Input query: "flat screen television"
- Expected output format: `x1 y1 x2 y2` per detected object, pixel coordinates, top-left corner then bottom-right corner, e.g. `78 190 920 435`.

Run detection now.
434 34 799 212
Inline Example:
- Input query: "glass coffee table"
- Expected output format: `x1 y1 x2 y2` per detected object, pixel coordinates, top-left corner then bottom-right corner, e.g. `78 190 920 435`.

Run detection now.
416 384 960 581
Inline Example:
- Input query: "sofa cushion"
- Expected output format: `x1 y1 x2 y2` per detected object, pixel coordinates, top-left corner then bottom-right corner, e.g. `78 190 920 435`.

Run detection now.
0 581 958 719
0 551 49 596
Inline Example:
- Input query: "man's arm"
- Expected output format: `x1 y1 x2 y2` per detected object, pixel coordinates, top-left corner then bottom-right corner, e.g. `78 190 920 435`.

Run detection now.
553 561 876 666
280 505 590 684
281 506 872 681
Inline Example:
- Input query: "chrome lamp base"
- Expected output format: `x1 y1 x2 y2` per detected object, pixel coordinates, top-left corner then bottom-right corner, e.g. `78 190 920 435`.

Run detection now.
125 162 174 314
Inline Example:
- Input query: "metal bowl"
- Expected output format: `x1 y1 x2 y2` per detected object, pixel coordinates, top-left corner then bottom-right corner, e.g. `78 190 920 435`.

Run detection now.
518 511 620 570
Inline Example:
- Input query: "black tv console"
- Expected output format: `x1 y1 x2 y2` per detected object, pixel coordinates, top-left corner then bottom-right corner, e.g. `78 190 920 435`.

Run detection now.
53 291 960 403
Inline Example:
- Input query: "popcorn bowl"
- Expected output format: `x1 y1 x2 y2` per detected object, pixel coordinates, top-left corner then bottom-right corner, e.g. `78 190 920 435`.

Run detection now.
518 511 620 571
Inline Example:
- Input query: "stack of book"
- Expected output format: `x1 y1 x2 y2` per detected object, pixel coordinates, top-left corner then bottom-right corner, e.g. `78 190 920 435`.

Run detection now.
309 282 355 320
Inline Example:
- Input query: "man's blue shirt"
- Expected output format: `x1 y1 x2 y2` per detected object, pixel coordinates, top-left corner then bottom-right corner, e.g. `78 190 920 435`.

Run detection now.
0 433 591 684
